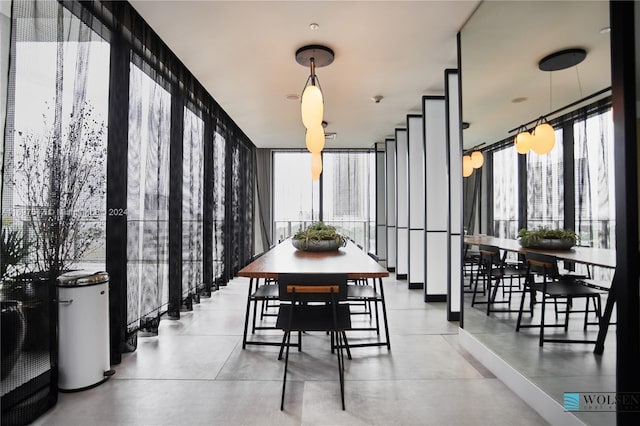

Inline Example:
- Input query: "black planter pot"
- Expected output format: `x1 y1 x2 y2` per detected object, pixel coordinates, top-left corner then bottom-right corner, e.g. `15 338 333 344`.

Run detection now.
1 274 53 352
1 300 27 379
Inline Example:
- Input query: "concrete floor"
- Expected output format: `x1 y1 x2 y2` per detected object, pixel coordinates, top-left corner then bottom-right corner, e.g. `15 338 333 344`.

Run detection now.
34 274 548 426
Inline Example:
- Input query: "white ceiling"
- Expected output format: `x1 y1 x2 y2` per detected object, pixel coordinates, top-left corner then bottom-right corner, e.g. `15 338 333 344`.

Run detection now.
129 0 611 150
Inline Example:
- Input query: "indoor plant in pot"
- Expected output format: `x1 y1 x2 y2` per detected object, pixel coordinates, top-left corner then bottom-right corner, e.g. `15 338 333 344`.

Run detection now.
518 227 578 250
292 222 346 252
0 228 29 379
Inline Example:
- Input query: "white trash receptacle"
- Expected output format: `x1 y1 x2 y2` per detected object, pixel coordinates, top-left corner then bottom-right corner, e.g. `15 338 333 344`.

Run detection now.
57 271 113 391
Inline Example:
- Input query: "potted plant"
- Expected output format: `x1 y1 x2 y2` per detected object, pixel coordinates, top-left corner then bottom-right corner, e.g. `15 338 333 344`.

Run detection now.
292 222 346 252
518 227 578 250
0 228 29 379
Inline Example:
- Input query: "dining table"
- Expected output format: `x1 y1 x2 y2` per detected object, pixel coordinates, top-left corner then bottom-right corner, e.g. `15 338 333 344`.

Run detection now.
464 234 616 354
238 239 391 349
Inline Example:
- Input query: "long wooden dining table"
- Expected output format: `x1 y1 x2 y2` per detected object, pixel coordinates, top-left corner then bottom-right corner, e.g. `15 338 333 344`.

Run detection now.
238 239 391 349
464 235 616 354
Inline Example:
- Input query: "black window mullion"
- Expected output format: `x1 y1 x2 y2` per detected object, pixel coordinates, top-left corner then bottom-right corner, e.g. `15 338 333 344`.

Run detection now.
167 92 184 318
518 151 527 231
563 122 575 232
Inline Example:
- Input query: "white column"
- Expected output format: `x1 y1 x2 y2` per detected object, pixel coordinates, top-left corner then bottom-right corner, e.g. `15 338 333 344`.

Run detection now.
407 115 425 289
385 138 396 272
446 69 462 320
395 128 409 280
423 96 448 301
375 142 387 264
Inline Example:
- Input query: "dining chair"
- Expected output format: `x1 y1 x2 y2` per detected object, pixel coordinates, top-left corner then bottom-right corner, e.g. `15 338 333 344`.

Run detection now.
516 251 604 346
471 244 526 315
276 273 351 410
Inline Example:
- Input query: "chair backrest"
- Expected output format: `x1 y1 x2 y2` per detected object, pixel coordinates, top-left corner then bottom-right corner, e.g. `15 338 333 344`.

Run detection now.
478 244 501 268
524 251 560 279
277 273 348 303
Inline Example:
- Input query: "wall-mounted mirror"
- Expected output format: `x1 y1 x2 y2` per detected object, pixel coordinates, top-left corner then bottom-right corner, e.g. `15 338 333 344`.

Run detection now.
460 2 613 425
461 1 611 150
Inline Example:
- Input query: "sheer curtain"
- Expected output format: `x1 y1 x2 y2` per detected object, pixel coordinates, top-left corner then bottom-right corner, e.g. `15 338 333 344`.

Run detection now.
527 128 564 230
182 106 204 304
575 109 615 249
2 1 109 423
491 146 519 238
126 62 171 337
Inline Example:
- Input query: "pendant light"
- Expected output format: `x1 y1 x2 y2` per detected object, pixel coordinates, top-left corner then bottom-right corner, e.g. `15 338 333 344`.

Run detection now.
311 152 322 181
462 155 473 177
514 125 533 154
531 118 555 155
470 151 484 168
296 45 334 133
305 125 325 153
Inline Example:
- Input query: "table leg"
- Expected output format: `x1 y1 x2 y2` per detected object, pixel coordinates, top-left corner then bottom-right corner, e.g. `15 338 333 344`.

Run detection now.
594 272 617 355
242 277 255 349
378 277 391 350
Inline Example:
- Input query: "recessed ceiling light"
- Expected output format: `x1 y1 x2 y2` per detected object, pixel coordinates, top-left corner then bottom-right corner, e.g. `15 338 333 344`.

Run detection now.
286 94 299 101
600 26 611 34
511 97 528 104
309 23 319 30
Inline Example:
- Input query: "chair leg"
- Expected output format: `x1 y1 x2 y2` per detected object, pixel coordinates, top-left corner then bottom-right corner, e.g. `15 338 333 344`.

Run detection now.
539 294 547 347
280 330 292 411
342 331 352 360
278 331 288 360
516 285 528 332
335 331 346 410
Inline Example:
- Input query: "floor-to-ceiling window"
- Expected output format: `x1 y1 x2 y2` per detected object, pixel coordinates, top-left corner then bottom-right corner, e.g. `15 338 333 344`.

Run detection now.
527 128 564 230
1 2 109 422
272 151 319 241
574 109 615 249
492 145 519 238
322 151 375 249
126 61 171 335
272 150 376 252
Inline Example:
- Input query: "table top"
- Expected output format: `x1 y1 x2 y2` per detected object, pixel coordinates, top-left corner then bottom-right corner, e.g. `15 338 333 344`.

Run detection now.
464 235 616 269
238 239 390 279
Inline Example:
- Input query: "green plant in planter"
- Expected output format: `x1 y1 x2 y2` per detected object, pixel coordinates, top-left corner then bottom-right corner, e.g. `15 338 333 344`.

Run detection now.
1 228 29 280
292 222 346 250
518 227 578 248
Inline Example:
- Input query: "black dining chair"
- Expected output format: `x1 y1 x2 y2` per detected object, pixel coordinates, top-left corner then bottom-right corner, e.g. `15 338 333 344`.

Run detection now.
471 244 526 315
276 273 351 410
516 251 604 346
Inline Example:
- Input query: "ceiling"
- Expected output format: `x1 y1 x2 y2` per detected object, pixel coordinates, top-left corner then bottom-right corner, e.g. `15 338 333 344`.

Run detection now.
129 1 611 151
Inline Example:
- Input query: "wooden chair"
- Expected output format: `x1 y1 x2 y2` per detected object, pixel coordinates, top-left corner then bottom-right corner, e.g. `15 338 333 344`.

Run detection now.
276 273 351 410
516 251 604 346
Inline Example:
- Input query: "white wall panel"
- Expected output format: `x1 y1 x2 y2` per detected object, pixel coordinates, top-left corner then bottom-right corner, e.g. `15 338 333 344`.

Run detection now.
395 129 409 278
407 115 425 288
426 232 448 295
423 97 447 300
446 70 463 320
385 139 396 270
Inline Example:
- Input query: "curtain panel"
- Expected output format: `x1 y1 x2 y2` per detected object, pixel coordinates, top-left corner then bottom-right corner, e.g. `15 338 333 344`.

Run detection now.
2 0 110 423
3 0 259 369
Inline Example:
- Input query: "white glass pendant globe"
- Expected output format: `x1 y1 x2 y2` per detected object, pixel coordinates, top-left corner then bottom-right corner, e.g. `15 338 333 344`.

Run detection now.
462 155 473 177
311 152 322 180
470 151 484 169
514 131 532 154
531 123 555 155
301 84 323 129
305 125 325 153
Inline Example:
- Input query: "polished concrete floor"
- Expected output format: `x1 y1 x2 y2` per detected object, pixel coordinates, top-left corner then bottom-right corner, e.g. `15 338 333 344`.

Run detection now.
462 272 616 426
34 274 549 425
